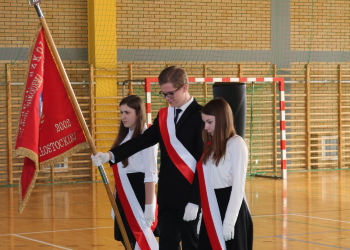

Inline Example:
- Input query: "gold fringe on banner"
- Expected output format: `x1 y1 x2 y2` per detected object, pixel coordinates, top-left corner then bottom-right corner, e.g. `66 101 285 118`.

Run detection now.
14 148 39 214
39 142 89 169
14 147 39 165
18 170 39 214
13 24 43 153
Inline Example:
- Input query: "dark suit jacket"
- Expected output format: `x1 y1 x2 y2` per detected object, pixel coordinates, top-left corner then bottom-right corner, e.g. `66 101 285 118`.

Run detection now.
110 99 204 209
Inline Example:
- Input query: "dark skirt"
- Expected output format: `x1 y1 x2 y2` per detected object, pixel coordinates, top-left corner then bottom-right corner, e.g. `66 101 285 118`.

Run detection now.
114 172 160 249
198 186 253 250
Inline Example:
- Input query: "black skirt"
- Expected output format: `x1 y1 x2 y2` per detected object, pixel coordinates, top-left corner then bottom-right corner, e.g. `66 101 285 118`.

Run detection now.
198 186 253 250
114 172 160 248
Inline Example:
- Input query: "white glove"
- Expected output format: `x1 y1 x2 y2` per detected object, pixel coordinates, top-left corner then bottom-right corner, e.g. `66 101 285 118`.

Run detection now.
144 204 155 227
222 221 235 241
183 202 199 221
91 152 110 167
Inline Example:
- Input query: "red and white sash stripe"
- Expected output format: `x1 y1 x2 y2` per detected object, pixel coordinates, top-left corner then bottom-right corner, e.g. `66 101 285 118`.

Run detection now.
158 107 196 184
112 163 159 250
197 158 227 250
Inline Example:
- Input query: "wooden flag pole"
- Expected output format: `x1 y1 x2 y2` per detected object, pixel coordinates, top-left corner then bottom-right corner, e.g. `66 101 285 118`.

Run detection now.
28 1 132 249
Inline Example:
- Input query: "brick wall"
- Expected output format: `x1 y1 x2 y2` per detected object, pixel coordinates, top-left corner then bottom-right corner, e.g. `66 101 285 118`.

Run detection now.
116 0 270 50
291 0 350 51
0 0 88 48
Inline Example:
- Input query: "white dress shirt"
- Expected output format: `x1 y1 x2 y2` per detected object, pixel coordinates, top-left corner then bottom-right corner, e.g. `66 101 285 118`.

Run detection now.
203 135 249 226
172 96 194 122
111 126 158 183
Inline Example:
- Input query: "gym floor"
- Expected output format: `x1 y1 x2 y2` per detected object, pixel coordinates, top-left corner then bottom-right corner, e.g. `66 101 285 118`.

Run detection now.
1 170 350 249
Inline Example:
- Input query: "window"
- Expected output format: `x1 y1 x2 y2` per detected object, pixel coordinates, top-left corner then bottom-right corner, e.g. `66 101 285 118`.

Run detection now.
321 136 338 161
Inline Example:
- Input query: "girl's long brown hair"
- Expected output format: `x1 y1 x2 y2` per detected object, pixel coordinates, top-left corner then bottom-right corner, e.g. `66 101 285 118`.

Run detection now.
201 98 236 166
111 95 146 167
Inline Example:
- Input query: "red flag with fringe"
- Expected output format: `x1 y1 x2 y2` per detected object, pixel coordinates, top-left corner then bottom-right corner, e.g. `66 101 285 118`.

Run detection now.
14 26 89 213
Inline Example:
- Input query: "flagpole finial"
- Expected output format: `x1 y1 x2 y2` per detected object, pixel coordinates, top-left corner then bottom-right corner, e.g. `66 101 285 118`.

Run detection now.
28 0 44 18
28 0 42 5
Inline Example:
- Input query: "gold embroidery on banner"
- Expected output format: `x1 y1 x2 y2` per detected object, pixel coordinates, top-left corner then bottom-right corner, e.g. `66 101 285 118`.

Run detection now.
16 142 89 213
15 147 40 214
39 142 89 169
15 24 42 214
14 24 91 213
14 147 39 165
13 24 43 150
18 170 39 214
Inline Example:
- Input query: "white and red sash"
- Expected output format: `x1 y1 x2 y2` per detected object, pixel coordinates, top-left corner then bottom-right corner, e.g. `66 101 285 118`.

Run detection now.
197 158 227 250
112 163 159 250
158 107 196 184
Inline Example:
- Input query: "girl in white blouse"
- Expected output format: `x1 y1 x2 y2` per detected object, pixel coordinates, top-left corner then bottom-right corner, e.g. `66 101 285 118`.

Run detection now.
197 97 253 250
93 95 159 249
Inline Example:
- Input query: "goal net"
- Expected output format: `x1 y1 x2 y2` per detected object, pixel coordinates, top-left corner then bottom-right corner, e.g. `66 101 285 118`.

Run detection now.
140 77 287 179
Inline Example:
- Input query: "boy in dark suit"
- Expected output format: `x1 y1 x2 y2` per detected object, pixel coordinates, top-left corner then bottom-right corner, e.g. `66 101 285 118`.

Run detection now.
92 65 204 250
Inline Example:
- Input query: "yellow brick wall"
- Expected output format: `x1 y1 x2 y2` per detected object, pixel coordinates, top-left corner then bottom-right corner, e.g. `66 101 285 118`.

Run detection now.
116 0 270 50
291 0 350 51
1 0 350 58
0 0 87 48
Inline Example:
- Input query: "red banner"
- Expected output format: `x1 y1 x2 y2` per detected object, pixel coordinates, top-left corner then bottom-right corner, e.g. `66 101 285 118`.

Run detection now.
15 26 89 213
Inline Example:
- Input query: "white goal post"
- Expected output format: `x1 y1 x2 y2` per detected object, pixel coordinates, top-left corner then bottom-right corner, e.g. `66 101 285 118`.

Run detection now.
144 77 286 179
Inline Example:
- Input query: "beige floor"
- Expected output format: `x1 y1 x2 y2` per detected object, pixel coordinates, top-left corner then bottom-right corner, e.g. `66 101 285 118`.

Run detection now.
1 170 350 249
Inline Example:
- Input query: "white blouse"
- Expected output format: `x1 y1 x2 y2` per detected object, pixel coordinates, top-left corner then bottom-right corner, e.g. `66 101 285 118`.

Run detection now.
117 127 158 183
203 135 249 226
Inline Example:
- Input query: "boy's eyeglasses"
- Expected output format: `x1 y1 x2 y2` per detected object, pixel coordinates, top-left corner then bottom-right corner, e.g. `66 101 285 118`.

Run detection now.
159 85 183 99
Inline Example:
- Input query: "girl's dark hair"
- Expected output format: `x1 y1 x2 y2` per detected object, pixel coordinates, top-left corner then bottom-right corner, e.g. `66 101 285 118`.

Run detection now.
111 95 146 167
201 98 236 166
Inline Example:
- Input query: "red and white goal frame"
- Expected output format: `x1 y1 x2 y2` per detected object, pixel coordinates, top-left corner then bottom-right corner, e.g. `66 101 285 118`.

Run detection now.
144 77 287 180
